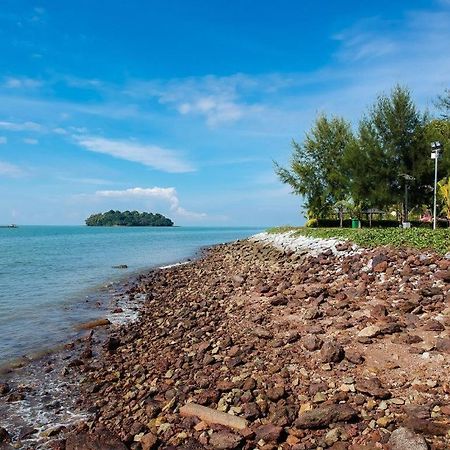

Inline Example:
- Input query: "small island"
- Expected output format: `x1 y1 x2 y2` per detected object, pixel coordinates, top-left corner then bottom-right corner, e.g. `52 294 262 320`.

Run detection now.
85 210 174 227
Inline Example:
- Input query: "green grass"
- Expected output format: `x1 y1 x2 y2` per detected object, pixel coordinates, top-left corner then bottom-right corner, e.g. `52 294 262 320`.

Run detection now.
267 226 450 255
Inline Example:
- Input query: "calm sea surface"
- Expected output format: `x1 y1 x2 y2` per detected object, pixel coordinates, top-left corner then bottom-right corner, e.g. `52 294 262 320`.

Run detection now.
0 226 263 365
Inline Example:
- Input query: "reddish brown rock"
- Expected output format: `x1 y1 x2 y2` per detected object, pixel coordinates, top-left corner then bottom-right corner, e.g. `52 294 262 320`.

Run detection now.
254 423 283 442
320 341 345 363
141 432 158 450
302 334 323 351
403 417 450 436
295 404 358 429
66 429 127 450
209 431 242 449
355 377 390 399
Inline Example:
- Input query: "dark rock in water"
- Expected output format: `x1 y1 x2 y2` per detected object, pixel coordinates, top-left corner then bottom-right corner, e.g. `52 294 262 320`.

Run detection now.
295 404 358 429
0 382 10 396
6 391 25 402
0 427 11 444
388 427 428 450
66 428 127 450
19 426 38 440
105 337 121 353
112 265 128 269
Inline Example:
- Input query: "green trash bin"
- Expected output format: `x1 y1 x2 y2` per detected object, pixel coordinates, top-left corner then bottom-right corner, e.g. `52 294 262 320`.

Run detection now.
351 218 360 229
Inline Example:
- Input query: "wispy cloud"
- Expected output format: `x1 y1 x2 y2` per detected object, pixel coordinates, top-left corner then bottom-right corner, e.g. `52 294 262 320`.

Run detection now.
0 120 42 132
125 75 266 126
93 187 206 219
75 135 194 173
0 136 6 144
0 161 24 177
3 77 42 89
23 137 38 145
58 176 114 185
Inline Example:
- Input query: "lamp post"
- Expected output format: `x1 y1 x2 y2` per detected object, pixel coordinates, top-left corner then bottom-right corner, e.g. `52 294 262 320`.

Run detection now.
431 141 442 230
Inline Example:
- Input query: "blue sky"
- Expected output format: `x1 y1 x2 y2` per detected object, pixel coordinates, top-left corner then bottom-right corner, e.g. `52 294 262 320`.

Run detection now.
0 0 449 225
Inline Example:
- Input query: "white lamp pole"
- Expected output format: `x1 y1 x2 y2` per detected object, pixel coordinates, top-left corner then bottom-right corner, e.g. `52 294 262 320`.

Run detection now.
431 141 442 230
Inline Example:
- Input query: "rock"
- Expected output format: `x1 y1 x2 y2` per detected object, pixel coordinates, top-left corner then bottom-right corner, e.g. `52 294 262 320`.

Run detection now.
355 377 390 399
112 265 128 269
254 423 283 443
320 341 345 363
302 334 323 351
66 429 128 450
19 426 37 440
105 337 121 353
0 382 10 396
374 260 388 272
422 320 445 332
0 427 11 444
357 325 381 338
209 431 242 449
252 327 273 340
267 385 285 401
345 349 364 365
403 417 449 436
270 295 288 306
141 432 158 450
180 403 248 430
388 427 429 450
435 338 450 354
232 275 245 286
75 318 111 330
295 404 358 429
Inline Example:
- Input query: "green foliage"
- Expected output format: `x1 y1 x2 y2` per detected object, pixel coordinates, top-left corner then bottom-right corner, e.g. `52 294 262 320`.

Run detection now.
267 227 450 255
85 210 174 227
274 114 354 219
424 119 450 178
276 85 449 221
436 88 450 120
438 177 450 220
347 85 429 209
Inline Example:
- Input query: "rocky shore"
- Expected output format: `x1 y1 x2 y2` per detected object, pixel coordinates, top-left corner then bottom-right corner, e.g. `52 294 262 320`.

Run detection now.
1 233 450 450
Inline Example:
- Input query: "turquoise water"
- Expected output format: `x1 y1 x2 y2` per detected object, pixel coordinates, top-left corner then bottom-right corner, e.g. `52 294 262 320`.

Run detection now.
0 226 263 365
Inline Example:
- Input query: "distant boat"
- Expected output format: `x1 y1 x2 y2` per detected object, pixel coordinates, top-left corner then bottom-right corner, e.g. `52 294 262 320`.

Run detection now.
0 224 18 228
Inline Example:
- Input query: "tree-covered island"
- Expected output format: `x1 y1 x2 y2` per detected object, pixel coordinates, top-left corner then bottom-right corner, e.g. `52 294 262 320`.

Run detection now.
85 210 174 227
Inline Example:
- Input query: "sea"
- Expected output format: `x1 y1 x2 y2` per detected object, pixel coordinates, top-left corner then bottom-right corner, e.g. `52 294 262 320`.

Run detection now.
0 225 264 368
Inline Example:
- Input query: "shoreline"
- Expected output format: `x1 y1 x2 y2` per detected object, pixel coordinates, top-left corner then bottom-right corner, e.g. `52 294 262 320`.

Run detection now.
1 234 450 449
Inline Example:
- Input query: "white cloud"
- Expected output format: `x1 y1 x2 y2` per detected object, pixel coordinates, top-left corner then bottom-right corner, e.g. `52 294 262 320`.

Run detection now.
3 77 42 89
0 161 24 177
125 75 265 126
75 135 194 173
93 187 207 219
52 127 68 135
0 136 6 144
23 137 38 144
0 120 42 132
177 95 244 126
